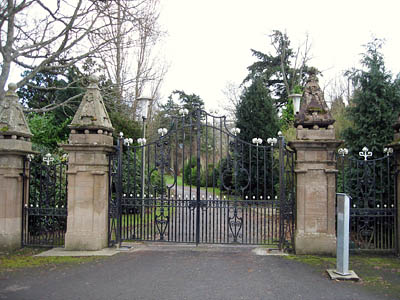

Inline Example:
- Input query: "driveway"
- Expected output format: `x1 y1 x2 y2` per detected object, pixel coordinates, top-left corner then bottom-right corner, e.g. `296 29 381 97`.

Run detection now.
0 244 391 300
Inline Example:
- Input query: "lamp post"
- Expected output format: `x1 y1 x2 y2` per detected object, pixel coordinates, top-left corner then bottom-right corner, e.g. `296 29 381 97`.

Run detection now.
289 93 302 115
136 97 151 226
137 97 151 137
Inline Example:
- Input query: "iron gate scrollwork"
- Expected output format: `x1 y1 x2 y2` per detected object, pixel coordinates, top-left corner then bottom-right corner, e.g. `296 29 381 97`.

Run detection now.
109 108 295 249
22 154 68 247
337 149 397 252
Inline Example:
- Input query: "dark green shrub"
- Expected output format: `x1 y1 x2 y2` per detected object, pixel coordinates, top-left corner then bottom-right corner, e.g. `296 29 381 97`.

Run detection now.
183 157 197 186
200 164 217 187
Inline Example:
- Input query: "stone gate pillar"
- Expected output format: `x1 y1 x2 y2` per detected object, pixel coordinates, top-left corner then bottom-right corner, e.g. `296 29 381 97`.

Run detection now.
289 75 341 255
62 76 114 251
0 84 33 250
388 116 400 255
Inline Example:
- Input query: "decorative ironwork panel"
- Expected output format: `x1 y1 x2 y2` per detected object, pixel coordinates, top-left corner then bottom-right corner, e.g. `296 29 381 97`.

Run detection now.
280 144 296 250
108 145 120 247
337 152 397 251
109 108 296 250
22 154 68 247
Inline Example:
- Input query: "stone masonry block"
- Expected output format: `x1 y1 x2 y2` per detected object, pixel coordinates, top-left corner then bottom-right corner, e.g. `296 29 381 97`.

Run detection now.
296 128 335 140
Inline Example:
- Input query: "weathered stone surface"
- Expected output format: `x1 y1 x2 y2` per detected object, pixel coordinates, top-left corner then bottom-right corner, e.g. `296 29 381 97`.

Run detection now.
0 83 32 138
63 144 114 251
290 136 341 255
68 132 113 146
63 78 115 251
0 85 33 250
295 74 334 128
69 76 113 133
388 143 400 255
0 138 32 153
296 128 335 140
295 233 336 255
0 154 25 250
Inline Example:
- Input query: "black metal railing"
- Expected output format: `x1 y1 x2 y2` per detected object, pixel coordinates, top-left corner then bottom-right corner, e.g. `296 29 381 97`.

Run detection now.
22 154 68 247
336 150 397 252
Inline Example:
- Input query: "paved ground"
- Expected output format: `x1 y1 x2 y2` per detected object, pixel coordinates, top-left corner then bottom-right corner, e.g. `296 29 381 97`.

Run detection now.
0 244 391 300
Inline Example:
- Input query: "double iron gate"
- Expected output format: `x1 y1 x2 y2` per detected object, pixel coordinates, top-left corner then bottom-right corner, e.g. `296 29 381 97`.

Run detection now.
109 108 295 249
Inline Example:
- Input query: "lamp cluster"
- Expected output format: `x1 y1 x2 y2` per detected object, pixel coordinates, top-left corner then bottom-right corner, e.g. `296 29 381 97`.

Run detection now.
338 148 348 157
266 137 277 147
384 147 393 156
124 138 133 146
137 138 146 146
252 138 263 145
179 108 189 116
231 127 241 136
158 128 168 136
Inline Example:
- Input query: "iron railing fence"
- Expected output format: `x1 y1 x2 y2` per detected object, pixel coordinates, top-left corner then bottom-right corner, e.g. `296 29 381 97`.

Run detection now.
336 149 397 252
22 154 68 247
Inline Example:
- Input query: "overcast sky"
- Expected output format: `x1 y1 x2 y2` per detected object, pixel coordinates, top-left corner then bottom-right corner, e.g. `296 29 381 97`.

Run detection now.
157 0 400 111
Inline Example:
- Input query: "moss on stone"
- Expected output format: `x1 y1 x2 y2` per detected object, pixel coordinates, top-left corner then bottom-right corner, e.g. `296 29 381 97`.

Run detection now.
307 107 327 114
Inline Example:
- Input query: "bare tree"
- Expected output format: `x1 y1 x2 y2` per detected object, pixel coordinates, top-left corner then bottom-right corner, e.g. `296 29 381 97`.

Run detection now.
324 72 354 107
221 81 242 121
271 31 313 95
89 0 166 118
0 0 120 100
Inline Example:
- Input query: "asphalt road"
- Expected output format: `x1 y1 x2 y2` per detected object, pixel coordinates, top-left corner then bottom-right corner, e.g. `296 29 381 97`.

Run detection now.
0 245 390 300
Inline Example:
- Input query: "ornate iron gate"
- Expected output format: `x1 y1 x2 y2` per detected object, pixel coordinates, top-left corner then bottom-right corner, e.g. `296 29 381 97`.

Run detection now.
22 154 68 247
337 147 397 252
109 108 295 249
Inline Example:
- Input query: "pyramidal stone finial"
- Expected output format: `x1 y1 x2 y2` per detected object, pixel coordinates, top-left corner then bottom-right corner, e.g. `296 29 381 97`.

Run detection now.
0 83 32 138
294 74 335 129
69 76 114 133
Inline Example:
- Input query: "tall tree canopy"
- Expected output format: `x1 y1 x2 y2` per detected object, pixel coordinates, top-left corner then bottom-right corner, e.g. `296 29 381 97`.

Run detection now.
244 30 313 109
343 39 400 157
234 79 280 197
151 90 205 139
158 90 205 121
235 79 279 143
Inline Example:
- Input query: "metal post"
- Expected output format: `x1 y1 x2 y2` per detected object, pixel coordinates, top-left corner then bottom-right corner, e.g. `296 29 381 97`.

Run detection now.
141 116 146 234
21 157 27 247
278 134 285 248
336 193 350 276
117 137 123 246
196 108 201 245
327 192 359 280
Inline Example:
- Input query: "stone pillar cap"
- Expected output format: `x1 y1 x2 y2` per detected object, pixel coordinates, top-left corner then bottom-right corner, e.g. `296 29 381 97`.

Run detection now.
0 83 32 138
69 76 114 132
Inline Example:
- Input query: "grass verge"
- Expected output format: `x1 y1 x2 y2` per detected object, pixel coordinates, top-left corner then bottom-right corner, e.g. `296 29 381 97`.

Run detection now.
0 248 103 274
284 253 400 299
165 174 183 186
